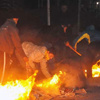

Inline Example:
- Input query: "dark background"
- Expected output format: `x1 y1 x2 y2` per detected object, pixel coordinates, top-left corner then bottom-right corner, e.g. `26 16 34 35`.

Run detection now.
0 0 100 31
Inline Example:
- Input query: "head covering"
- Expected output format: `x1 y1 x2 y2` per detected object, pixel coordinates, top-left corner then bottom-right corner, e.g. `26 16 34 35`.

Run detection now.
86 25 95 31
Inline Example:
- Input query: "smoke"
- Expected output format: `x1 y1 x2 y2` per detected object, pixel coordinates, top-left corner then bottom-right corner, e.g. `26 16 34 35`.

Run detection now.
54 59 86 88
20 27 41 44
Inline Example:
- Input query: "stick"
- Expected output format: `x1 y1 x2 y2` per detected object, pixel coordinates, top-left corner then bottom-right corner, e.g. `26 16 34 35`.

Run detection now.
1 52 6 84
65 42 82 56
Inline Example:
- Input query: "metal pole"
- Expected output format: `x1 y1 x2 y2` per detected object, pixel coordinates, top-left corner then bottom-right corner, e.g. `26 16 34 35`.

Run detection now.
41 0 43 7
38 0 40 8
78 0 81 33
57 0 60 7
47 0 50 26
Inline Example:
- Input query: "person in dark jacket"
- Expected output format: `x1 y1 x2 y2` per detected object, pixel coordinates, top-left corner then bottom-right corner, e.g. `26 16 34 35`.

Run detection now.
73 25 100 78
73 25 100 50
0 18 28 69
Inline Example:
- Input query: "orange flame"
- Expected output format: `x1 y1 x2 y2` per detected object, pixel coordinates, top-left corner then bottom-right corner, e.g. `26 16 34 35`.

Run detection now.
0 70 66 99
36 71 65 95
92 60 100 77
0 70 38 100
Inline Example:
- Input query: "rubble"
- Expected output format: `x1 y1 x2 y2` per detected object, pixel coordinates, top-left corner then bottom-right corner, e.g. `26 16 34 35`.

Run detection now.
65 92 75 97
75 88 87 95
0 68 88 100
29 87 87 100
28 70 87 100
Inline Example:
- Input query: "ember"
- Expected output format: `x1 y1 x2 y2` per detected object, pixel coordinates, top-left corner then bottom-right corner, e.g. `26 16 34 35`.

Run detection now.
84 69 87 77
0 70 38 100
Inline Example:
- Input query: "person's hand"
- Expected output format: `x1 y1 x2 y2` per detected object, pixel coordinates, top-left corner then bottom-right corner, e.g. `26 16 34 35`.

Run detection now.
25 61 32 73
65 41 69 47
23 57 31 71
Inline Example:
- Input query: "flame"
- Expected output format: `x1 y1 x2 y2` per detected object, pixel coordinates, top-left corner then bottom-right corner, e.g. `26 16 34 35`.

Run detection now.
36 71 65 95
0 70 66 99
50 74 59 84
0 70 38 100
92 60 100 77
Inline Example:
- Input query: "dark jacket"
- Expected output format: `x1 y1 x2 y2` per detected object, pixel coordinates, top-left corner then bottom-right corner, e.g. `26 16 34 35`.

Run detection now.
0 19 27 68
0 19 26 57
0 19 26 68
73 25 100 49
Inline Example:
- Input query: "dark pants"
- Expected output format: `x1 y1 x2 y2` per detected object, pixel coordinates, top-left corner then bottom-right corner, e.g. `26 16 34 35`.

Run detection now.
82 41 100 78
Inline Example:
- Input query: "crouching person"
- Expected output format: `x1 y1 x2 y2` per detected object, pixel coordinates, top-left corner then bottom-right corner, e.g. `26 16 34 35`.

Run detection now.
22 41 54 78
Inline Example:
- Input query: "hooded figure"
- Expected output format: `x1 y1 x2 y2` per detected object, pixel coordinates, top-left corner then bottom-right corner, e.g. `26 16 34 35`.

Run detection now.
0 18 28 68
73 25 100 78
22 41 54 78
73 25 100 50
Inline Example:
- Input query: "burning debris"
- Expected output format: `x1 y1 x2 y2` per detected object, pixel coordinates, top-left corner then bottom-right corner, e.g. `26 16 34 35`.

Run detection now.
0 70 38 100
31 70 87 100
84 60 100 78
92 60 100 77
0 69 87 100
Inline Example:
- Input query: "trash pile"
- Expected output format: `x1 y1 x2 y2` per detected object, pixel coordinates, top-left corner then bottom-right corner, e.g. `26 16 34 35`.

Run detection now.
30 86 87 100
29 70 87 100
0 70 87 100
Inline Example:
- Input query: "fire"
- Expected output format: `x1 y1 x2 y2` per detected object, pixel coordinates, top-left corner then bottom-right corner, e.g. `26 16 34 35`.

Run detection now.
0 70 38 100
92 60 100 77
0 70 66 99
50 74 59 84
36 71 65 96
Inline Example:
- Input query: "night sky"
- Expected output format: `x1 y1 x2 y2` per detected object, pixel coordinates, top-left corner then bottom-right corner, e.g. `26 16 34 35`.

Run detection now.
0 0 86 10
23 0 78 9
